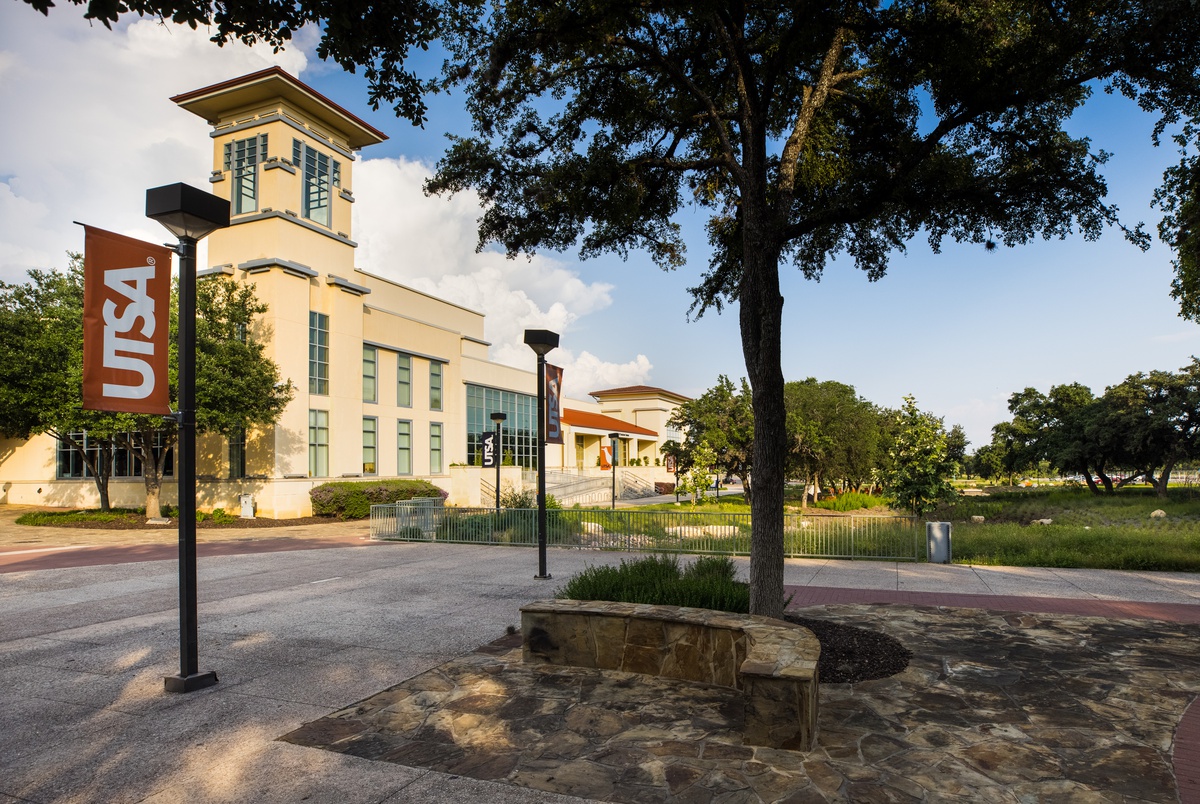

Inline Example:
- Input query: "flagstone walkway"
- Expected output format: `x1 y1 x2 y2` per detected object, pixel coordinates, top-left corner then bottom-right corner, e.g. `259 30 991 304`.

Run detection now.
282 602 1200 803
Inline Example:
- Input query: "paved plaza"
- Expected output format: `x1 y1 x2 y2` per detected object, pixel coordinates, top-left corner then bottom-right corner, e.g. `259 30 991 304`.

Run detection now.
2 516 1199 802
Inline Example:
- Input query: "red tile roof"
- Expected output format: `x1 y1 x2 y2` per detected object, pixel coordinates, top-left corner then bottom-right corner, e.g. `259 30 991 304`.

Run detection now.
562 409 657 437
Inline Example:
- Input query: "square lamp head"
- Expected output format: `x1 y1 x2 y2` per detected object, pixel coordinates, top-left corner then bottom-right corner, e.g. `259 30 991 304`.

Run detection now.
523 329 559 357
146 183 230 241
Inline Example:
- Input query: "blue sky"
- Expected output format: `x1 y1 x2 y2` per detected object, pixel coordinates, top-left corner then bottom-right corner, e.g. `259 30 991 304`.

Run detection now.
2 8 1197 449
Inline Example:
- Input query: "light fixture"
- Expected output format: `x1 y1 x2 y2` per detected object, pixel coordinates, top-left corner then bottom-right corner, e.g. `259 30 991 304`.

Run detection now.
525 328 559 579
148 182 229 694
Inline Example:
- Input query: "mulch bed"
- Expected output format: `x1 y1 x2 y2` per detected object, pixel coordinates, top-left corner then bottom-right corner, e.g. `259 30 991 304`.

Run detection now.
784 613 912 684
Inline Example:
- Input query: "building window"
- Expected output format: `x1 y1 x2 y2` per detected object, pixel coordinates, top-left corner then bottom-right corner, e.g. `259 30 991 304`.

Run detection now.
430 423 443 475
309 311 329 395
363 345 377 404
466 384 538 468
55 431 173 479
363 417 377 475
229 428 246 479
223 134 266 215
308 410 329 477
56 434 91 479
397 420 412 475
397 354 412 407
294 139 336 227
430 362 443 411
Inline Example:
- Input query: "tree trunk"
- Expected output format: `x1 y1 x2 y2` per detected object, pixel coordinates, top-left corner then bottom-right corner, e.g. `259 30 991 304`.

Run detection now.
130 427 174 519
1097 471 1114 493
144 482 162 520
58 431 113 511
1083 472 1101 495
739 227 787 620
1154 456 1177 499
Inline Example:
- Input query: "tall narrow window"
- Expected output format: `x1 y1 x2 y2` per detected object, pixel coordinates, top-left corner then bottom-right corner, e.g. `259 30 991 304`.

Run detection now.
362 345 377 403
56 432 92 478
295 139 331 227
362 417 377 475
430 362 443 411
397 421 412 475
309 311 329 395
223 134 266 215
308 410 329 477
430 423 443 474
229 428 246 479
397 354 412 407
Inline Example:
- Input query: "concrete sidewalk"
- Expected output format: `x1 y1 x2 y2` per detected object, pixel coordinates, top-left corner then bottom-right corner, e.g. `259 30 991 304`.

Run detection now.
2 540 1199 802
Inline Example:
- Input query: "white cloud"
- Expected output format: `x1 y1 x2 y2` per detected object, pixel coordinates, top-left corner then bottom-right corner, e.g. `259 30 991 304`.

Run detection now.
353 156 653 392
0 12 653 392
0 8 309 282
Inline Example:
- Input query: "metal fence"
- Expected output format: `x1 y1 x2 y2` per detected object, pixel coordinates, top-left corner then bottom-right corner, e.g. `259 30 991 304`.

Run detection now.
369 503 924 561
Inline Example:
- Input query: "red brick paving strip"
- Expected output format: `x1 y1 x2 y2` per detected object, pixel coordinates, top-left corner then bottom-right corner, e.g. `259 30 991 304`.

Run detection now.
0 533 382 573
1178 697 1200 804
786 584 1200 804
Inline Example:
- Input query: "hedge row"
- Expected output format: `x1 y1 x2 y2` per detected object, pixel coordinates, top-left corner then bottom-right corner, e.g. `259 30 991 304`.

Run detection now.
309 479 447 519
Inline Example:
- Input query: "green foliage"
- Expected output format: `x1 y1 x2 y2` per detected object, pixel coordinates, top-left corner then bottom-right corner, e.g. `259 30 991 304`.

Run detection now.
934 487 1200 570
555 555 749 613
499 484 535 508
1161 156 1200 322
667 376 754 497
785 379 883 494
310 479 447 519
953 522 1200 572
810 492 885 512
677 440 717 507
990 360 1200 498
881 396 957 515
15 509 142 526
196 508 238 524
23 0 441 124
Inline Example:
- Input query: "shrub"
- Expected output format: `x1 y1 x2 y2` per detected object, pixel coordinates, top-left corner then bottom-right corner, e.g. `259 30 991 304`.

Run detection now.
811 491 885 512
310 479 447 519
555 554 750 613
500 484 536 508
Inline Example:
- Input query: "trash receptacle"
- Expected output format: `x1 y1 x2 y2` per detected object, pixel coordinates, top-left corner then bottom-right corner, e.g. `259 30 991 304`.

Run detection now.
926 521 951 563
238 493 255 519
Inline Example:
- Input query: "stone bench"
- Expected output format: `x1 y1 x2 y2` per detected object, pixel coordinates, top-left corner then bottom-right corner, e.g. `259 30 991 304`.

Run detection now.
520 599 820 750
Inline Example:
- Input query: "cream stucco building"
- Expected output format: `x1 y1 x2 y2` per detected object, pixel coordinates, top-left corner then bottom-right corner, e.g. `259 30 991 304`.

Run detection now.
0 68 687 517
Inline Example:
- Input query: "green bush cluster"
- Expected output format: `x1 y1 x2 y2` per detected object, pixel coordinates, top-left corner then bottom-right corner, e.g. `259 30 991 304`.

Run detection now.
16 509 142 526
309 479 447 519
555 554 749 613
810 491 885 512
196 507 238 524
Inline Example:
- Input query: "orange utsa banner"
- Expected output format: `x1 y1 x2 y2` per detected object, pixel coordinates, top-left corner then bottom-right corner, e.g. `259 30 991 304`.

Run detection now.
82 225 174 414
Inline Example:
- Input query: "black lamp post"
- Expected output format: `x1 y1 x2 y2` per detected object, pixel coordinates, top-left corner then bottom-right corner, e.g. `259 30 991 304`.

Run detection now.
609 432 620 510
147 182 229 694
490 411 506 513
524 329 559 579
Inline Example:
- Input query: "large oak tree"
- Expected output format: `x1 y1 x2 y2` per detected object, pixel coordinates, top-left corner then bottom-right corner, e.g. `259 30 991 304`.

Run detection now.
427 0 1200 616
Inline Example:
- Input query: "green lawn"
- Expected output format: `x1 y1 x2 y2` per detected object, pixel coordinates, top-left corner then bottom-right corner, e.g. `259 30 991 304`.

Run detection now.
936 487 1200 571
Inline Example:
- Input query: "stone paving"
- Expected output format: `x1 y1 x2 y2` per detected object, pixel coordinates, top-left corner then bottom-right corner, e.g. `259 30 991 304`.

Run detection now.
282 602 1200 802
